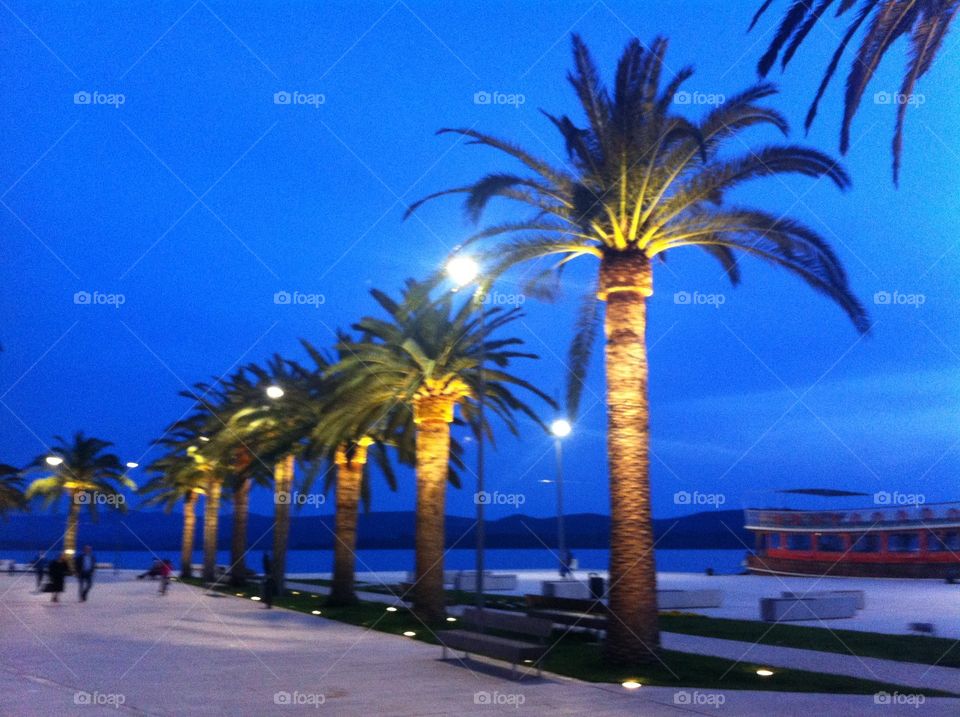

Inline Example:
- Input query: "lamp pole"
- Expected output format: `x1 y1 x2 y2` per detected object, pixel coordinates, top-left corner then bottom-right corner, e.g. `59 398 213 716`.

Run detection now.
550 419 571 576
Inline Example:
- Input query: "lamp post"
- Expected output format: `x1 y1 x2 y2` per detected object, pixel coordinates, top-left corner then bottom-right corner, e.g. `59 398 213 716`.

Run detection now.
447 255 486 615
550 419 572 576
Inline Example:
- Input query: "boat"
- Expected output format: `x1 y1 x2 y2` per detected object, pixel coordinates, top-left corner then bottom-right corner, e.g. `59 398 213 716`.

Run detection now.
744 489 960 578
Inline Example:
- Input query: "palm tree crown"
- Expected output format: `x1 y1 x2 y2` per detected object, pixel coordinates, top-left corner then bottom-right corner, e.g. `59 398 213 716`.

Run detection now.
25 432 133 507
752 0 958 182
0 464 25 515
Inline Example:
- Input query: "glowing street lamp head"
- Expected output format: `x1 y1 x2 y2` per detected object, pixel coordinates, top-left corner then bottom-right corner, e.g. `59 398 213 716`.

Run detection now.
266 385 285 400
125 462 139 469
198 436 210 442
550 419 572 438
45 456 64 466
446 255 480 288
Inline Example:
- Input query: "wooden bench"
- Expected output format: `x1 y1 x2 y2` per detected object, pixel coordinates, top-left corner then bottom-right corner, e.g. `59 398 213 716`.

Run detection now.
438 608 553 678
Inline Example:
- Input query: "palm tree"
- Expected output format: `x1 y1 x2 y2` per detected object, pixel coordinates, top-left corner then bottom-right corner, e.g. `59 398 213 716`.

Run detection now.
141 441 208 578
330 280 552 622
408 35 867 663
751 0 958 182
24 432 135 553
0 464 25 515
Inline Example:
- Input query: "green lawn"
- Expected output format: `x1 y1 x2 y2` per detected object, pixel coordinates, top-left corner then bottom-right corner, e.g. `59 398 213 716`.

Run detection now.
180 579 952 696
660 613 960 669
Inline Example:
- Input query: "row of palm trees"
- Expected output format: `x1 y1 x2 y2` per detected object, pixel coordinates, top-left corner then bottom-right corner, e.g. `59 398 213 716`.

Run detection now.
4 32 879 666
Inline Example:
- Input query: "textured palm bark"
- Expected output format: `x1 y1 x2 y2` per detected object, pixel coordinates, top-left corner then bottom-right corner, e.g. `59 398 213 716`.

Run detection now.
412 396 453 623
272 455 294 592
229 477 250 585
64 489 80 554
202 478 222 584
180 490 197 578
599 250 660 665
329 442 370 606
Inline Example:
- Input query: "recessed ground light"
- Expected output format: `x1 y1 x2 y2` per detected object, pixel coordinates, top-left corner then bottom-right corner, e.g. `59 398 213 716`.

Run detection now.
756 669 774 677
250 596 261 601
523 659 533 664
235 593 244 597
402 631 416 637
386 606 398 612
621 680 642 690
291 591 300 595
311 610 321 615
446 617 456 622
310 594 318 598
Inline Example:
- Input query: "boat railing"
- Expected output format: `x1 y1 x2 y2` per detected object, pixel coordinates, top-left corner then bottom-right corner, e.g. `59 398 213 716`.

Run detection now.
745 502 960 530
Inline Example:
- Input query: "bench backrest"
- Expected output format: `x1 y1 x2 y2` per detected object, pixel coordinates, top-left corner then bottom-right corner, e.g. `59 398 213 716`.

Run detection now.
460 608 554 639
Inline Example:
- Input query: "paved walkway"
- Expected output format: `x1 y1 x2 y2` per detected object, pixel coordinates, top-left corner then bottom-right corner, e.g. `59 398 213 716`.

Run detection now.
2 573 958 716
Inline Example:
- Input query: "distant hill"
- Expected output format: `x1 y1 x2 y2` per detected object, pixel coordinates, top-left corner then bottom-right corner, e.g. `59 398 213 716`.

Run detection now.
0 509 749 551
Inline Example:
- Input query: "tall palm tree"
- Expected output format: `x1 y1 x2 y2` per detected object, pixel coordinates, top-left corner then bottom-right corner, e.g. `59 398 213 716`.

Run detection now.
0 464 25 516
24 432 135 553
408 35 867 663
330 281 552 622
141 442 208 578
751 0 959 182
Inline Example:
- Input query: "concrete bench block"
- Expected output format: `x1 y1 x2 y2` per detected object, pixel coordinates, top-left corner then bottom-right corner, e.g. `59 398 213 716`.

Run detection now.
541 580 591 600
781 590 865 610
657 589 724 609
761 596 858 621
454 572 518 592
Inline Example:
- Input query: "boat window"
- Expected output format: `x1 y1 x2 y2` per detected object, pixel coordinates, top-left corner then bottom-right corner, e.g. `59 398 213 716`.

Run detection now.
816 534 845 552
932 531 960 551
767 533 780 549
786 534 811 551
851 534 880 552
888 533 920 552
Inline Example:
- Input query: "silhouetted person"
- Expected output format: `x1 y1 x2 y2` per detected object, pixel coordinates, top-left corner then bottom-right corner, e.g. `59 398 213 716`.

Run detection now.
33 552 46 592
74 545 96 602
138 559 162 580
560 550 574 578
159 559 172 595
46 552 69 603
262 552 275 609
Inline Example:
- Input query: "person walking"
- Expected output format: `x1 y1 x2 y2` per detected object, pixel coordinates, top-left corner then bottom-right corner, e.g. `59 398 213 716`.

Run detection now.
158 559 172 596
46 552 69 603
74 545 96 602
33 552 46 593
262 552 275 609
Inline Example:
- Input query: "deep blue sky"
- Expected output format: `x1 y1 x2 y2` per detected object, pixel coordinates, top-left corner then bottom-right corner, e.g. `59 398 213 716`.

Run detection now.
2 1 958 524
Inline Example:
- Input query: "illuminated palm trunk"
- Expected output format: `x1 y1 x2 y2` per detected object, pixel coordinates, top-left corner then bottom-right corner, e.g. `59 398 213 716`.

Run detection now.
229 477 250 586
329 439 371 606
64 489 80 554
412 393 456 622
272 455 295 592
180 490 198 578
599 251 659 665
202 478 222 584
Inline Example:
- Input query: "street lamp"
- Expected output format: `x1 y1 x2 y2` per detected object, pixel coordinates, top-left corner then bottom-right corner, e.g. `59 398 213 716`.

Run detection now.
446 254 486 616
266 385 285 399
550 419 572 577
45 456 63 466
